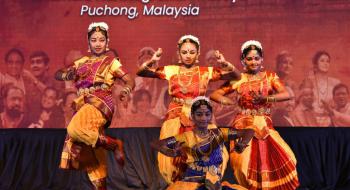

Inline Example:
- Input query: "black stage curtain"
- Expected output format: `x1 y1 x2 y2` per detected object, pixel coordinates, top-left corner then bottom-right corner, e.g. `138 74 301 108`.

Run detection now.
1 128 350 190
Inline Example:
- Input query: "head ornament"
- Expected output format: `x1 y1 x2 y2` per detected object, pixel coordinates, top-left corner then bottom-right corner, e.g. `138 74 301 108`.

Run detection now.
241 40 262 53
178 35 200 49
88 22 109 32
191 96 211 108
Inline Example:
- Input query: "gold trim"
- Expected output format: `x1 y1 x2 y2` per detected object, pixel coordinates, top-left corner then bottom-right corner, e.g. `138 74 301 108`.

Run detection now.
85 95 113 121
248 170 298 188
249 157 295 173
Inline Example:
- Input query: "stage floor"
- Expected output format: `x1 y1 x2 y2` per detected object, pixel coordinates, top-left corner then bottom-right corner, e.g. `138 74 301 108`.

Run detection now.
1 127 350 190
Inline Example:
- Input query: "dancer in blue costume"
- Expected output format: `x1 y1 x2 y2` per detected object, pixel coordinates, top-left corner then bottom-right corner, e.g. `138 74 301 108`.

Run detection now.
151 96 254 190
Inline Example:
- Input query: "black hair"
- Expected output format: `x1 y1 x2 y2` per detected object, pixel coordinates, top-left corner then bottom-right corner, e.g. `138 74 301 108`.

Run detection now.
29 51 50 65
241 45 263 60
4 48 25 63
312 50 330 67
333 83 349 96
191 99 213 115
1 83 24 99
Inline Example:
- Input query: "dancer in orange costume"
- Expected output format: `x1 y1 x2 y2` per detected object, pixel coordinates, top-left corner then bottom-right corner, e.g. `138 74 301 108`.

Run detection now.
211 40 299 190
56 22 135 190
137 35 241 183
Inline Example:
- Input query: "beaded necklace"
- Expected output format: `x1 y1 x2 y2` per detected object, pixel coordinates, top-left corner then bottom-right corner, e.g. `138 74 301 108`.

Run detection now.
177 66 199 94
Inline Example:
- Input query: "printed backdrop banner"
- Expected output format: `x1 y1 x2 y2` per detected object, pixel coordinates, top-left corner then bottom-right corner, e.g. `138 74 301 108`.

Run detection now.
1 0 350 128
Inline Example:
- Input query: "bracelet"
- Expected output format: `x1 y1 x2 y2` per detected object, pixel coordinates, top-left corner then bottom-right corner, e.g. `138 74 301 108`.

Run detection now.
166 137 177 146
266 96 276 103
121 89 130 95
220 99 227 105
226 62 234 70
62 73 67 80
65 69 76 80
121 86 132 95
142 60 155 70
141 64 150 70
126 85 133 92
228 129 239 139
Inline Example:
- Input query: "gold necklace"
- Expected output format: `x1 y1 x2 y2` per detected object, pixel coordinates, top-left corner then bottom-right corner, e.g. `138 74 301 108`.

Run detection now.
193 130 213 162
194 128 209 137
177 66 198 94
246 72 264 92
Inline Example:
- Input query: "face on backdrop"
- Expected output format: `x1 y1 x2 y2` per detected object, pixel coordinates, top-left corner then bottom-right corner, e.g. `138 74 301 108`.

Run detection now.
41 89 58 109
4 89 24 117
316 54 330 73
30 56 48 77
6 52 24 78
135 94 151 113
300 88 314 109
334 87 349 109
277 56 294 76
64 93 77 109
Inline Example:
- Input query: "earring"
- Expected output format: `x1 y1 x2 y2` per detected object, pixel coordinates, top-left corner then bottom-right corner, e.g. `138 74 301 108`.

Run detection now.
87 45 91 53
195 59 199 64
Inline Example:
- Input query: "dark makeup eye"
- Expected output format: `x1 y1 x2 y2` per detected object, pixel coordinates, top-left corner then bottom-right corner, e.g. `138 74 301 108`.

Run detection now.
246 56 261 61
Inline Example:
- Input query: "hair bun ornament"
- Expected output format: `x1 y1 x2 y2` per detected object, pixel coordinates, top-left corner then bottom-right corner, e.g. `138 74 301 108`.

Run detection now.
191 96 211 106
88 22 109 32
241 40 262 53
178 34 200 47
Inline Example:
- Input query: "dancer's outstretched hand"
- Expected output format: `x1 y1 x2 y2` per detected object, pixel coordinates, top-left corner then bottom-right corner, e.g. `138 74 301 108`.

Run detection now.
148 48 162 66
234 128 255 153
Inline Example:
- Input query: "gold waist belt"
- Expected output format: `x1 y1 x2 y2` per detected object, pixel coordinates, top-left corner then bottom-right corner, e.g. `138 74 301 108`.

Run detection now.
172 97 193 105
77 83 110 96
188 163 221 175
241 107 271 116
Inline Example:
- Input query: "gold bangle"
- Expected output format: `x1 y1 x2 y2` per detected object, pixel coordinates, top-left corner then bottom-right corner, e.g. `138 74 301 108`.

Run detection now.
221 99 226 105
142 64 150 70
267 96 276 103
122 86 132 95
226 63 234 70
62 73 67 80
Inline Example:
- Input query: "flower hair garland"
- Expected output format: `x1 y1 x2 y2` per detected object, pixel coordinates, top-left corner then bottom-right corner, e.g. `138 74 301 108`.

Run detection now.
178 34 200 48
88 22 109 32
191 96 211 107
241 40 262 53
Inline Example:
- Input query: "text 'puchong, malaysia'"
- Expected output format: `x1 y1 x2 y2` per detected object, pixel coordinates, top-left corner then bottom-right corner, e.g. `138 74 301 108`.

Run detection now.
80 4 200 19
